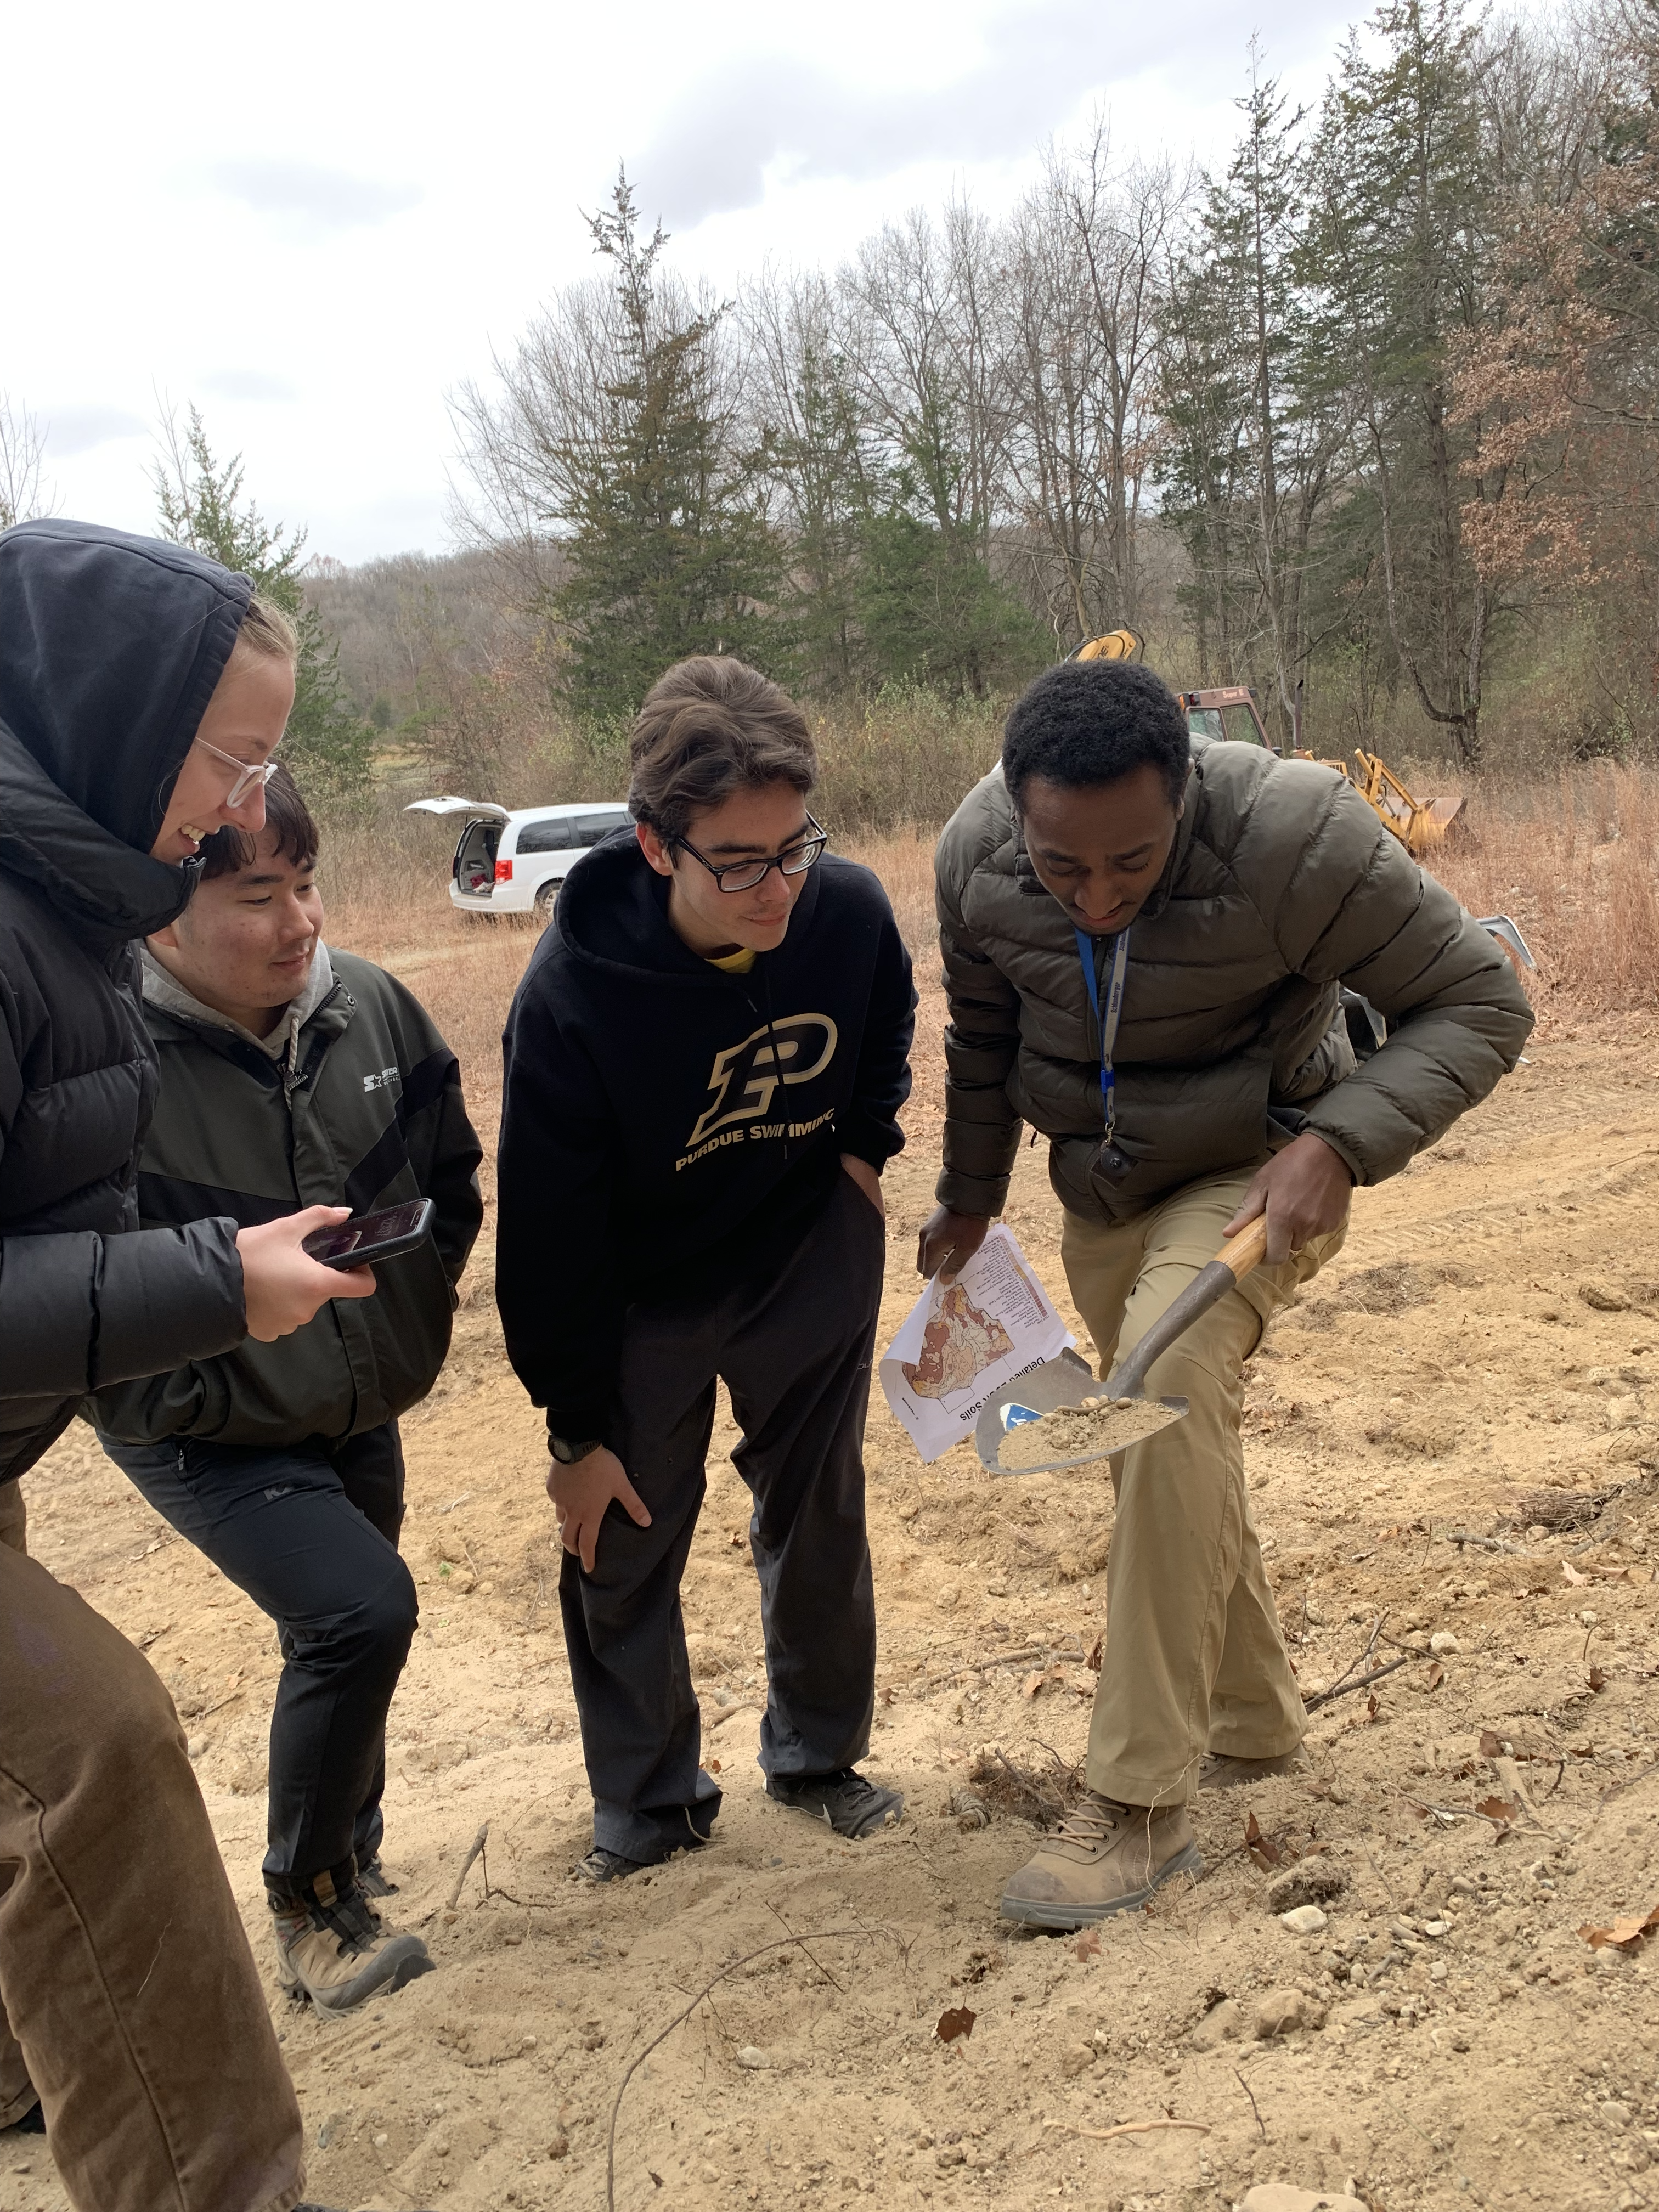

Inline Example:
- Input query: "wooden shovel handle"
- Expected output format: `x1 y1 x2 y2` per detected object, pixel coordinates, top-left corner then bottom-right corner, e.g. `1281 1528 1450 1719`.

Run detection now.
1102 1209 1273 1401
1217 1211 1271 1279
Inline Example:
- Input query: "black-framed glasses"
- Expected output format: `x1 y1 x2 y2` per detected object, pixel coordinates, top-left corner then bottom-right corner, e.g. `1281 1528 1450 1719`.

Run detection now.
673 813 829 893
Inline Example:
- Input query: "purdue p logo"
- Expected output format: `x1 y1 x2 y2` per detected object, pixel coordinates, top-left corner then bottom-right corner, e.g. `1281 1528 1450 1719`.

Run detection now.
685 1014 838 1148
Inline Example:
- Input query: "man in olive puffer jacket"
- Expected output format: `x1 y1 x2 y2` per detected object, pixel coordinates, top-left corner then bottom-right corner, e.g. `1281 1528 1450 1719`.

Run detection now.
917 659 1534 1929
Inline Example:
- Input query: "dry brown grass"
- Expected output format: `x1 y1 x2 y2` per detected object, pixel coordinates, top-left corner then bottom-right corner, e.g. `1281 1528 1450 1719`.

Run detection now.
1431 764 1659 1023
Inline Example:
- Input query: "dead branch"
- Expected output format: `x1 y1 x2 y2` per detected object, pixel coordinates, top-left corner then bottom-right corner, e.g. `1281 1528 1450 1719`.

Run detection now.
445 1821 490 1911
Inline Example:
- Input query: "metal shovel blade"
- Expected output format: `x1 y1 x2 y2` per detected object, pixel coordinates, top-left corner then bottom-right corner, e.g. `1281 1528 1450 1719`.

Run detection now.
974 1350 1188 1476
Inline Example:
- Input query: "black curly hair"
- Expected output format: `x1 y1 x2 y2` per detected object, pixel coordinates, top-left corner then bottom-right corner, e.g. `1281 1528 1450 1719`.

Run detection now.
1001 661 1191 811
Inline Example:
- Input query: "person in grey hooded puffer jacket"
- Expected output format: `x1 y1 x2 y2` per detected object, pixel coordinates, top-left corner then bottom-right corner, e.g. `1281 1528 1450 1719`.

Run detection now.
0 518 383 2212
917 659 1533 1932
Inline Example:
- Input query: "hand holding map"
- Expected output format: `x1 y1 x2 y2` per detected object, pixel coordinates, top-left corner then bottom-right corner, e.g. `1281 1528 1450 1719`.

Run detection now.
879 1227 1076 1463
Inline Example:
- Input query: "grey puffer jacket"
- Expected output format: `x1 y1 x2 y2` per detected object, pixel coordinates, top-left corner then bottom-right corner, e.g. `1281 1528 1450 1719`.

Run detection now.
0 521 252 1488
934 741 1534 1224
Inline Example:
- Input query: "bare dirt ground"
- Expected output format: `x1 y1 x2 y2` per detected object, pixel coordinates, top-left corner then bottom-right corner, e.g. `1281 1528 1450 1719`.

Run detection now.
7 892 1659 2212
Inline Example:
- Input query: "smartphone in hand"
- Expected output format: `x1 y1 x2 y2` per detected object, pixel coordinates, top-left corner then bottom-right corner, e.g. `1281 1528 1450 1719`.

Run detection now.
301 1198 435 1271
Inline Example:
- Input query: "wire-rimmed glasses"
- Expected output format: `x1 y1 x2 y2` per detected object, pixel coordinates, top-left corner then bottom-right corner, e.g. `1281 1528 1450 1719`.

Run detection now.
194 735 281 808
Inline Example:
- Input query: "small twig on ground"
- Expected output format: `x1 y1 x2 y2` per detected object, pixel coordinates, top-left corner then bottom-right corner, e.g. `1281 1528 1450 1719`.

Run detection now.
1234 2067 1267 2143
436 1493 472 1515
1447 1531 1523 1554
445 1821 490 1911
1362 1839 1398 1914
919 1645 1049 1690
1304 1653 1412 1713
606 1928 899 2212
764 1900 847 1994
708 1701 763 1731
1047 2118 1210 2144
1600 1757 1659 1806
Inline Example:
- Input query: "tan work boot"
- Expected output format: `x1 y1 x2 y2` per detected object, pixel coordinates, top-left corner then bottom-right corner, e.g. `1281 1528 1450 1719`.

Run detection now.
1199 1748 1308 1790
1000 1792 1201 1929
275 1881 433 2018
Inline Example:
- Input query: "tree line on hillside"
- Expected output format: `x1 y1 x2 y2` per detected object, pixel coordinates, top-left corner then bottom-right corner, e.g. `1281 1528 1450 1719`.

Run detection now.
449 0 1659 771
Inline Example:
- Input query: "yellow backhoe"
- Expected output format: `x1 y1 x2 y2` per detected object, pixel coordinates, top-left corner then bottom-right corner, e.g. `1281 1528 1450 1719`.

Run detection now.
1066 635 1467 859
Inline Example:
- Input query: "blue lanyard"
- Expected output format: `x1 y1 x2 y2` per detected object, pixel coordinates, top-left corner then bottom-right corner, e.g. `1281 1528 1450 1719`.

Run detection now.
1075 926 1131 1146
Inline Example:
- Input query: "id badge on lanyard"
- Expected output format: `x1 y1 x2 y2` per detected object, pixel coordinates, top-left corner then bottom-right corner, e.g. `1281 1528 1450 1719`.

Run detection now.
1075 926 1130 1147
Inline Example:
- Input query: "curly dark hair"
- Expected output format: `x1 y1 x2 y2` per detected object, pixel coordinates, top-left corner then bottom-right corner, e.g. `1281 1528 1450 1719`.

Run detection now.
1001 661 1191 810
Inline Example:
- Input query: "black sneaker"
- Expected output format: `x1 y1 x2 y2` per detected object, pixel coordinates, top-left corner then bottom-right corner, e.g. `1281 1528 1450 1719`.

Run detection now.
766 1768 904 1838
574 1846 648 1883
357 1854 398 1898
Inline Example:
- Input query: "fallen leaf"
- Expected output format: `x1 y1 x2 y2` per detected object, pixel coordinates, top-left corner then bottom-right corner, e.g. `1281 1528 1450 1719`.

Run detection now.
1562 1560 1588 1587
1085 1634 1103 1673
1074 1929 1101 1962
935 2006 976 2044
649 2171 664 2188
1365 1691 1380 1722
1245 1811 1284 1871
1021 1670 1045 1700
1426 1662 1445 1690
1580 1905 1659 1951
1476 1796 1520 1824
708 1759 721 1774
1588 1666 1609 1692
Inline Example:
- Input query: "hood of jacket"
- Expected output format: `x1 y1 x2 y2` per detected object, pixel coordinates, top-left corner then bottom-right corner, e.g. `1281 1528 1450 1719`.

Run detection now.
0 518 252 946
140 940 338 1067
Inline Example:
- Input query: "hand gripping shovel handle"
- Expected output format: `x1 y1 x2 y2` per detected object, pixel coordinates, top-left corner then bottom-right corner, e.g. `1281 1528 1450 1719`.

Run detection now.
1103 1213 1272 1400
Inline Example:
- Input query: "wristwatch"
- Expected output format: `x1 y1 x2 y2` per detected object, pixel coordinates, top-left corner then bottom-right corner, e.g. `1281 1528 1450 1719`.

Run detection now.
550 1435 605 1465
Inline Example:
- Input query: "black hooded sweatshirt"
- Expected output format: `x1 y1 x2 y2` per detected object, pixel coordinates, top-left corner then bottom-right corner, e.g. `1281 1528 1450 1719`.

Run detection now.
496 833 916 1441
0 519 251 1487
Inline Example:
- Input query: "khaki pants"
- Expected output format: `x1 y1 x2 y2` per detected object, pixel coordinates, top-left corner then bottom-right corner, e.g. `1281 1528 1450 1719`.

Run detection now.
1060 1169 1345 1809
0 1479 306 2212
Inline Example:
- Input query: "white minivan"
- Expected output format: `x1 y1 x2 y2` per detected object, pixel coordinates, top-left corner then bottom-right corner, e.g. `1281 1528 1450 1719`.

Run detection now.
406 798 633 918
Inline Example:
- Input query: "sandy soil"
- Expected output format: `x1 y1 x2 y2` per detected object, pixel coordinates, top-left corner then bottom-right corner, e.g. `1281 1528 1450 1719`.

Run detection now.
7 960 1659 2212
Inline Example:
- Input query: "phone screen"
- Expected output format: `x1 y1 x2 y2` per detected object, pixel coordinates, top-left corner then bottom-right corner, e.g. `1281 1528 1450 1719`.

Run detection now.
301 1200 430 1265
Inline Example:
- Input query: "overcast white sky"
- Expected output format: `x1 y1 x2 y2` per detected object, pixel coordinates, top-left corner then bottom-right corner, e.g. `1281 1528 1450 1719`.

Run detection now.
8 0 1371 565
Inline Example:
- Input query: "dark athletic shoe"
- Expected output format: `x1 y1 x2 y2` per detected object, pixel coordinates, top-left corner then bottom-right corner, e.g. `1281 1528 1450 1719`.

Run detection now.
574 1846 649 1883
357 1854 398 1898
766 1768 904 1838
3 2099 45 2134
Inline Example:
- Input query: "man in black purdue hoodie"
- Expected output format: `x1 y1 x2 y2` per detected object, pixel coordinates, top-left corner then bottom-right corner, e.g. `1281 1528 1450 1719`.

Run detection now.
498 657 915 1878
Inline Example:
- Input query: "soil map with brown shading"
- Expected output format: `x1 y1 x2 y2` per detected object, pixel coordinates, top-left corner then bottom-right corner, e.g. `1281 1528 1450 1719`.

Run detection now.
7 895 1659 2212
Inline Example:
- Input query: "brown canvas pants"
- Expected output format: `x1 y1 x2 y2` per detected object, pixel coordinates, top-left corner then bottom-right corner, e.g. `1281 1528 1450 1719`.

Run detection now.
1059 1167 1346 1809
0 1480 306 2212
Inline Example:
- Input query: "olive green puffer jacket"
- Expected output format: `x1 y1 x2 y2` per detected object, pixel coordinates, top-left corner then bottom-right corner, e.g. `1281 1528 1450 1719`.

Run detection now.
934 740 1534 1224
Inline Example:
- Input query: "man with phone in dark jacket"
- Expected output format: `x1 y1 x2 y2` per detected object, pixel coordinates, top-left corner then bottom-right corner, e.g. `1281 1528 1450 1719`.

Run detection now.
94 763 483 2016
498 656 915 1880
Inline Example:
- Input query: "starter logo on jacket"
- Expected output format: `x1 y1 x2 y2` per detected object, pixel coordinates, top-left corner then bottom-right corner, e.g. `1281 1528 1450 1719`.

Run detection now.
680 1013 839 1162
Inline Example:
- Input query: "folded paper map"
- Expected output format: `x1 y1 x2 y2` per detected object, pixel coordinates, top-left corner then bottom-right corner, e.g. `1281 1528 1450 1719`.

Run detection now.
879 1227 1075 1463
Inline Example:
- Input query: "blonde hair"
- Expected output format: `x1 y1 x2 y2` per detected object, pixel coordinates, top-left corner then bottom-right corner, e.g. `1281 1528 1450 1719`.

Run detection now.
232 590 300 665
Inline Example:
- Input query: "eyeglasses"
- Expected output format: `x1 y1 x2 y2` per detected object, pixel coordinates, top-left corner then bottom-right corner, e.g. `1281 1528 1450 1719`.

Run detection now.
673 814 828 893
194 734 281 808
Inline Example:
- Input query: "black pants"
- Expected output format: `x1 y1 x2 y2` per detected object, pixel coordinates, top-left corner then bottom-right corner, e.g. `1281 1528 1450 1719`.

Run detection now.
566 1170 887 1861
98 1423 417 1903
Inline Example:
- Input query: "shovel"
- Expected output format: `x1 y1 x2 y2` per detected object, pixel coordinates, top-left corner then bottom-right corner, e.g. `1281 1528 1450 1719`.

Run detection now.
974 1214 1272 1475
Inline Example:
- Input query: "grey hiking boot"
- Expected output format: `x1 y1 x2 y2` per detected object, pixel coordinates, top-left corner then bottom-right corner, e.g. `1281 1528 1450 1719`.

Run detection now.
1198 1748 1309 1790
766 1768 904 1838
275 1881 433 2017
1000 1792 1201 1929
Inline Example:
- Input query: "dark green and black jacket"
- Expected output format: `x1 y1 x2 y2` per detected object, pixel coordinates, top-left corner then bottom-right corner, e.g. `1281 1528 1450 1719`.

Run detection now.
93 944 482 1448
